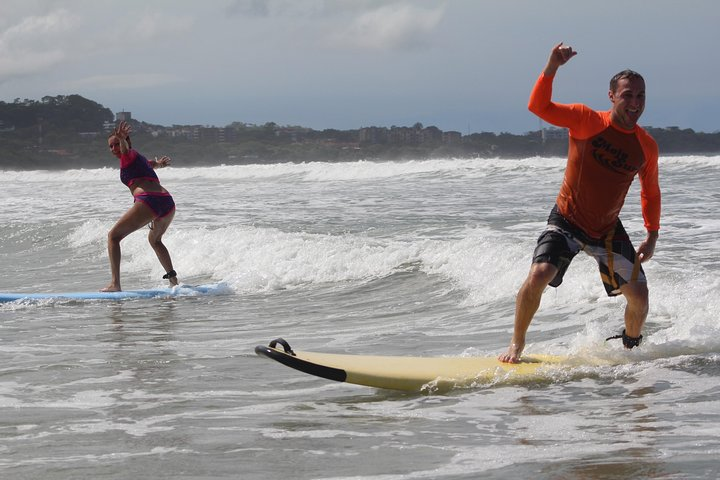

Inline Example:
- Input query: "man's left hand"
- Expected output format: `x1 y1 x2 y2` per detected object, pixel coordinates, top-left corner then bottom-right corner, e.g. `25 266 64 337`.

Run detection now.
638 231 658 262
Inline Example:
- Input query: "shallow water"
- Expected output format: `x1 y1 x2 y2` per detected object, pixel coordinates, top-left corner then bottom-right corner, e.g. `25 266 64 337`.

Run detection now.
1 156 719 479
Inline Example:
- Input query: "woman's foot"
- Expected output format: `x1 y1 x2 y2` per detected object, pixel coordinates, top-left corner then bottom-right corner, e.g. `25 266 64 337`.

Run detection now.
163 270 179 286
101 284 121 292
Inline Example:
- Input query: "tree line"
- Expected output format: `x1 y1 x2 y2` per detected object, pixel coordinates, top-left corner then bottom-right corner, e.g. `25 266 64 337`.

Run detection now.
1 95 719 170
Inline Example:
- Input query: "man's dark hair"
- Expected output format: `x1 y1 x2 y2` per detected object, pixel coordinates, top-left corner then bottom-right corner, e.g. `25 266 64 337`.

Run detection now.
610 70 644 93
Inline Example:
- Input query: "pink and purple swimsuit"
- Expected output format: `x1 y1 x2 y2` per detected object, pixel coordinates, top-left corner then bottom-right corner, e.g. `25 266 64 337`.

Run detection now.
120 150 175 219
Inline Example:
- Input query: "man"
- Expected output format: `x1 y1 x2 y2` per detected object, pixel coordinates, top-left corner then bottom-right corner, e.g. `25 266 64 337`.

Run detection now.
499 43 661 363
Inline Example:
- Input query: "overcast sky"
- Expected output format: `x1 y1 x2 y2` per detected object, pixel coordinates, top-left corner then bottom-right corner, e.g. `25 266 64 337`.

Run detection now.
1 0 718 134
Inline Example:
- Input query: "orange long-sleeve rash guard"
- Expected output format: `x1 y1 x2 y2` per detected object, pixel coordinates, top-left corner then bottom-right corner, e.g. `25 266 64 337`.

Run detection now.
528 73 661 239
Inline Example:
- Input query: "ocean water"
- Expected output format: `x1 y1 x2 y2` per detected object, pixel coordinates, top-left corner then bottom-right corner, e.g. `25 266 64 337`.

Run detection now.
1 155 719 479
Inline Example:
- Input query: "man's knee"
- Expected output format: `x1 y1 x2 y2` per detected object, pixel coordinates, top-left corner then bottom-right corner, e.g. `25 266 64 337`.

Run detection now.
621 281 649 309
519 263 559 300
527 262 558 288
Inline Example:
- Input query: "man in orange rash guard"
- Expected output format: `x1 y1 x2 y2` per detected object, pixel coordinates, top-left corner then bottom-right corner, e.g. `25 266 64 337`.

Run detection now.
499 43 661 363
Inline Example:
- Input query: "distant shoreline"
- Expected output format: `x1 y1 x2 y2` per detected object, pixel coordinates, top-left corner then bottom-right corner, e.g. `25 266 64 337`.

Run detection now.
1 95 719 170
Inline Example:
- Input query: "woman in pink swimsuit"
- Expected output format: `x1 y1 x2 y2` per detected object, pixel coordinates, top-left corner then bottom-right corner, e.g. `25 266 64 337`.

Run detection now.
102 121 178 292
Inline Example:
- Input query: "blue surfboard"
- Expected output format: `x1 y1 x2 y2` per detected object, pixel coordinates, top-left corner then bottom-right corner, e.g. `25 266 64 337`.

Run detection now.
0 283 229 303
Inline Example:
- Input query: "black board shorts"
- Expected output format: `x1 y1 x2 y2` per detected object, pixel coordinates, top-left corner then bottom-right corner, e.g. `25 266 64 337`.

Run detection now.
532 205 645 296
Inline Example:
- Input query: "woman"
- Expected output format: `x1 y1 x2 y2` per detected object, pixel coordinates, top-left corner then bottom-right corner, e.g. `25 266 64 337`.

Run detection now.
102 121 178 292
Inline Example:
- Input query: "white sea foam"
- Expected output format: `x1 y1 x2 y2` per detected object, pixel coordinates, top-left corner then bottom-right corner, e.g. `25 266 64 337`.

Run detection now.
1 156 566 184
2 154 720 479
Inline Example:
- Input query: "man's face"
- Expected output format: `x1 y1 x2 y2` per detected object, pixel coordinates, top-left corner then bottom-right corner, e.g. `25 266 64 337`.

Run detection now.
609 77 646 130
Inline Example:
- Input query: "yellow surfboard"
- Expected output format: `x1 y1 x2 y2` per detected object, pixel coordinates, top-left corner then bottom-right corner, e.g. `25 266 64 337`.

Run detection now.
255 338 569 393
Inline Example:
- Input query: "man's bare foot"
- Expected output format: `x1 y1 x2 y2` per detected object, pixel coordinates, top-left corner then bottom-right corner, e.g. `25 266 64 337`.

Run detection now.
100 284 121 292
498 342 524 364
168 276 179 287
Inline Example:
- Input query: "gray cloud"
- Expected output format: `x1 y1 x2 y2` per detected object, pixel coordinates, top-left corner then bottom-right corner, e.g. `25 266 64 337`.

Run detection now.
0 8 76 80
330 2 446 50
1 1 718 134
66 73 185 91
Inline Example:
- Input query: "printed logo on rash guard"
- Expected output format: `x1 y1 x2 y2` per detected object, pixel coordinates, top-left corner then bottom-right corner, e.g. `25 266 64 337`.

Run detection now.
591 136 639 175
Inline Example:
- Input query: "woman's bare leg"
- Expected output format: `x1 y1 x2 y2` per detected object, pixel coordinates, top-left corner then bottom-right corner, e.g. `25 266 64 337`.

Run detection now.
148 210 178 286
101 203 156 292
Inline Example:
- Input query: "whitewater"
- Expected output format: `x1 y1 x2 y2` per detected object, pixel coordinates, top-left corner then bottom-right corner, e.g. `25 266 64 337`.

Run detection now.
1 155 719 479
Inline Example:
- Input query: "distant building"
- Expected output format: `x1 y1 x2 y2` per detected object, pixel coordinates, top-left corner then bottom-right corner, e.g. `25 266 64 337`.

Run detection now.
541 126 568 143
360 126 462 146
78 132 101 139
199 127 226 143
274 127 311 143
420 126 443 144
389 126 419 145
359 127 389 144
116 111 132 122
443 131 462 144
